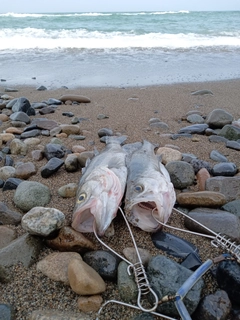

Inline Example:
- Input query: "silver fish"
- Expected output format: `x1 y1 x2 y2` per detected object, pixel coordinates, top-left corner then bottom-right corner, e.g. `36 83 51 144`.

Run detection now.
72 136 127 236
124 140 176 232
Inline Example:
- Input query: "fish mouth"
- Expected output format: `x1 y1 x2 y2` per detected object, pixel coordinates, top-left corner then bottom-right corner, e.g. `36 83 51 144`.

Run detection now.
126 200 163 232
72 200 95 234
72 192 120 236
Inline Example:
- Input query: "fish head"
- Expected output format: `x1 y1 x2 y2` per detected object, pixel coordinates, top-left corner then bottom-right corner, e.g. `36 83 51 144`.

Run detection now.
72 167 124 236
125 169 176 232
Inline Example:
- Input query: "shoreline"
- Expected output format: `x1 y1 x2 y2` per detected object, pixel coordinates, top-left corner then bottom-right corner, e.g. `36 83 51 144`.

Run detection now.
1 49 240 89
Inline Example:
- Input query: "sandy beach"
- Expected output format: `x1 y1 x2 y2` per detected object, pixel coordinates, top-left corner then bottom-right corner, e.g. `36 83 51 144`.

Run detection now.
0 79 240 320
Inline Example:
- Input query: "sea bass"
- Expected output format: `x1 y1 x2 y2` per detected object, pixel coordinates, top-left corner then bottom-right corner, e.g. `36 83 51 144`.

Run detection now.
72 136 127 236
124 140 176 232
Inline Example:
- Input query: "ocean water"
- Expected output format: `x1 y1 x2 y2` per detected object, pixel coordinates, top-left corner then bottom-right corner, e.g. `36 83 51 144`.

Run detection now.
0 11 240 88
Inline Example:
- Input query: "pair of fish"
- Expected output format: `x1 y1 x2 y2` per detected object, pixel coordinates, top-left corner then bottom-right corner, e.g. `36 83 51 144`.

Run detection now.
72 136 176 236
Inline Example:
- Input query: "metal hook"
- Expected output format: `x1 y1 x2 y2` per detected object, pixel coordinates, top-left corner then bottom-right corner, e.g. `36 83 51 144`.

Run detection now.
93 207 179 319
151 207 240 263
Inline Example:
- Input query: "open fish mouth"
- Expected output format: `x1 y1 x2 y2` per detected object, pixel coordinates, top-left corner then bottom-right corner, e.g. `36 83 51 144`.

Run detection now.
138 201 157 211
72 201 95 233
126 200 162 232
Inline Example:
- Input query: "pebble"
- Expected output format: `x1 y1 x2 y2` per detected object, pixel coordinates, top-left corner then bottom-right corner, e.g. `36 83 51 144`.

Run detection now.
187 114 205 124
212 162 237 176
216 260 240 305
44 143 66 160
21 207 65 236
32 118 58 130
148 255 204 317
59 124 81 135
62 111 74 117
210 149 228 162
72 145 86 153
68 134 86 140
4 156 14 167
178 123 208 134
2 177 23 191
190 158 212 174
219 124 240 140
0 166 16 180
83 250 120 281
206 108 234 128
226 140 240 150
59 94 91 103
222 199 240 218
41 157 65 178
0 233 43 267
68 258 106 295
36 85 47 91
97 113 109 120
46 226 95 253
46 98 62 105
0 226 17 249
0 114 9 122
9 111 31 123
184 207 240 241
77 151 95 167
193 290 232 320
11 97 31 113
176 191 227 207
209 135 228 143
64 153 79 172
10 138 28 155
206 176 240 201
24 137 41 146
156 146 182 164
31 149 44 161
15 161 37 179
77 295 103 313
150 121 169 130
97 127 113 137
122 247 152 265
0 133 15 143
117 260 138 302
0 201 22 225
36 252 82 285
58 182 78 198
39 106 56 115
165 161 195 189
0 303 15 320
196 167 211 191
13 181 51 211
151 230 200 260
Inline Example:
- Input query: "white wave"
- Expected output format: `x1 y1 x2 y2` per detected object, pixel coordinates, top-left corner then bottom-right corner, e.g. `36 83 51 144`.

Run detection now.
0 12 47 18
152 10 190 14
0 28 239 50
77 12 112 16
0 12 112 18
119 10 189 16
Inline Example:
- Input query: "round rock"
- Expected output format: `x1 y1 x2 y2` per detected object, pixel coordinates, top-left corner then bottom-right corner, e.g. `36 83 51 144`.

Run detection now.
13 181 51 212
21 207 65 236
165 161 195 189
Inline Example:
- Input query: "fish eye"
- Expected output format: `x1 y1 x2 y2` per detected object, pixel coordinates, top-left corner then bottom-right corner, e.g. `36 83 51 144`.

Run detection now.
77 193 87 203
134 185 144 193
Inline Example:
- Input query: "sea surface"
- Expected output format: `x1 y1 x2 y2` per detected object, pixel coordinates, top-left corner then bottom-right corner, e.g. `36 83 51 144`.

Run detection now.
0 11 240 88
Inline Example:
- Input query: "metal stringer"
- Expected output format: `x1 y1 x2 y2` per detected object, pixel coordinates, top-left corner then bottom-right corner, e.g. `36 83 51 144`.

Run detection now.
93 206 177 320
